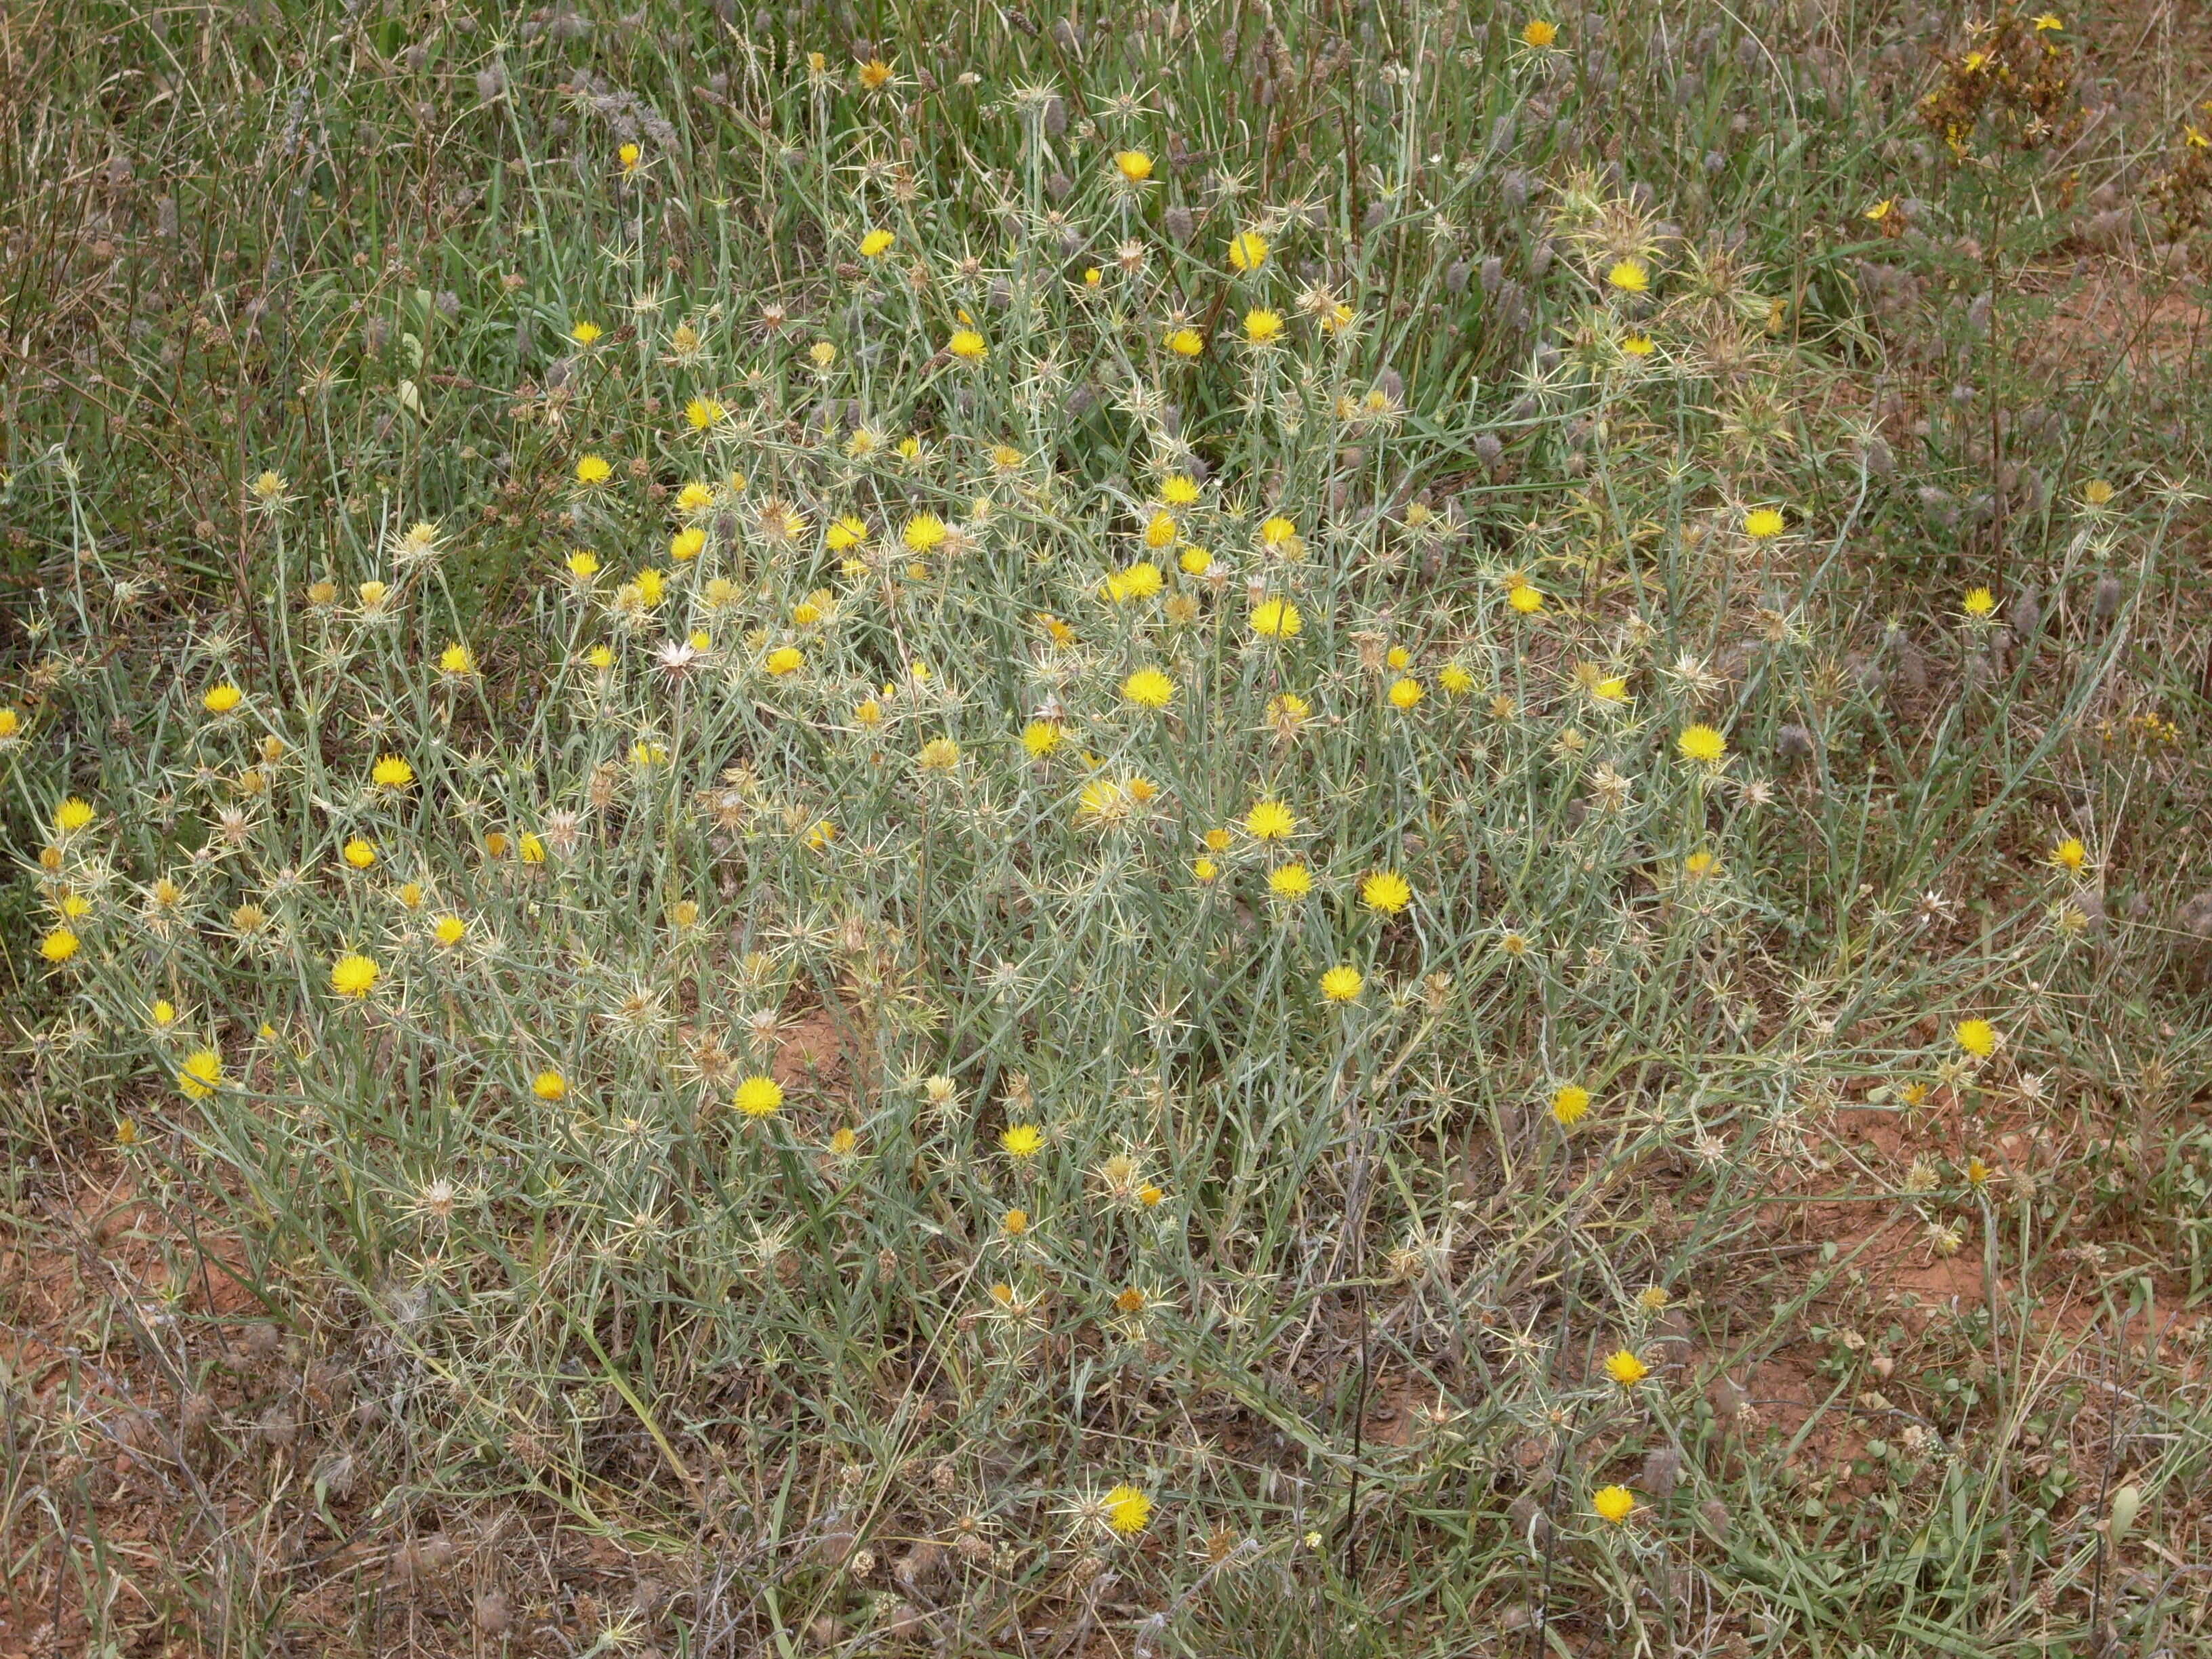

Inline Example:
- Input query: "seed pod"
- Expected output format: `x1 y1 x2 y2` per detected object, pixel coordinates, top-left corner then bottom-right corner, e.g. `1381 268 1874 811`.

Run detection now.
2093 573 2123 619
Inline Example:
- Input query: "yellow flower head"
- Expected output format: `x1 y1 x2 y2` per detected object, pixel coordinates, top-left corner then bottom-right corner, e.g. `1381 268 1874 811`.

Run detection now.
1677 724 1728 764
1387 676 1424 710
670 527 705 562
1962 586 1996 619
618 142 641 170
684 397 725 431
1179 546 1212 576
1954 1019 1997 1059
1439 664 1475 695
533 1070 568 1101
903 513 948 553
735 1075 785 1118
571 321 602 346
203 683 243 714
439 642 476 676
1021 720 1063 758
373 755 415 789
947 328 987 361
1113 150 1153 182
1105 560 1165 602
1744 508 1787 540
1593 1486 1636 1524
1361 871 1412 915
1507 582 1544 615
1261 515 1298 547
1606 258 1650 294
330 953 380 998
55 798 96 834
1162 474 1201 506
1605 1349 1650 1387
0 708 20 740
1000 1123 1044 1158
1227 230 1269 273
2049 836 2087 872
342 837 376 869
1244 307 1285 344
1103 1485 1153 1535
918 737 962 773
1144 511 1179 549
860 228 896 258
1319 965 1364 1003
1166 327 1204 359
1250 598 1302 638
179 1048 224 1099
1246 800 1296 840
1122 668 1175 710
1268 862 1313 900
765 646 804 676
39 927 79 964
575 453 613 487
567 548 602 579
1521 19 1559 48
1552 1084 1591 1126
